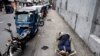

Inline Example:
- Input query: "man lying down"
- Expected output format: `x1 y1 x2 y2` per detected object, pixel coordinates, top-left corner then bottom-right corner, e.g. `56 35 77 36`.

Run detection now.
56 32 75 56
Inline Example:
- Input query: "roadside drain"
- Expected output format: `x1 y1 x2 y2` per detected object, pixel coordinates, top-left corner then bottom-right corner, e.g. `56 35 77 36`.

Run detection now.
41 46 49 50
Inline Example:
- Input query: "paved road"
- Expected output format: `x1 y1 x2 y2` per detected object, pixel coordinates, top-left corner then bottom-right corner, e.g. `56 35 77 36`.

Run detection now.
0 12 16 54
22 9 94 56
0 9 94 56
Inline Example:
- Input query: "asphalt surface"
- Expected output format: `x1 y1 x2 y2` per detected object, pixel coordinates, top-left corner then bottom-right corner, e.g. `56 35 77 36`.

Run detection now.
22 9 94 56
0 9 94 56
0 11 16 54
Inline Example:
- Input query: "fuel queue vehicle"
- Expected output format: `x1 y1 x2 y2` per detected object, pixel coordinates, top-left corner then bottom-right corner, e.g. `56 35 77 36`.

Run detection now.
14 6 39 42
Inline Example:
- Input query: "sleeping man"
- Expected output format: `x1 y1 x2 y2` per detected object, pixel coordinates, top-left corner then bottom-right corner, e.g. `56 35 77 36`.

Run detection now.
57 32 71 56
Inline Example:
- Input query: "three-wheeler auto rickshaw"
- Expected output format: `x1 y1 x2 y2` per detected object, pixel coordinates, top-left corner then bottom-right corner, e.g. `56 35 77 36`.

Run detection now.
1 7 41 56
14 7 39 41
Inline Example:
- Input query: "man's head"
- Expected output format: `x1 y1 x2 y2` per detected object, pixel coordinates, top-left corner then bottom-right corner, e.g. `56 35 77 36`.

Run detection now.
59 32 65 36
59 32 70 39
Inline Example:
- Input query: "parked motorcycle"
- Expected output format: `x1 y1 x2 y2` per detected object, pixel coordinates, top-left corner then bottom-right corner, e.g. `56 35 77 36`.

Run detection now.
2 23 26 56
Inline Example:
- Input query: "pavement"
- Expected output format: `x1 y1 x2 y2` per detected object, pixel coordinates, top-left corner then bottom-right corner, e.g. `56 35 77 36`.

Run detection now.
22 9 94 56
0 12 4 16
0 9 94 56
0 11 16 54
0 9 5 16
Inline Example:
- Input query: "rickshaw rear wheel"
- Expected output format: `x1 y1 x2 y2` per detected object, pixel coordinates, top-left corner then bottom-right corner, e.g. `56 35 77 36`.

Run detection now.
38 21 44 27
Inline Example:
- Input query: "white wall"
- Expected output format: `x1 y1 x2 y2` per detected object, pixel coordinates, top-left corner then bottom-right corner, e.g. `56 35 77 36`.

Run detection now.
75 0 96 42
93 2 100 37
89 35 100 56
89 1 100 55
56 0 100 55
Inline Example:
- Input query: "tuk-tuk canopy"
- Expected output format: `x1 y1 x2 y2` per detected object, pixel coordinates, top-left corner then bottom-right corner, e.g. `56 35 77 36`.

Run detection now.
16 6 37 13
15 4 48 15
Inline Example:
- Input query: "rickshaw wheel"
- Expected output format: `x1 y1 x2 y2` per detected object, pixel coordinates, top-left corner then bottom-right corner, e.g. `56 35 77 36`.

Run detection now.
38 21 44 27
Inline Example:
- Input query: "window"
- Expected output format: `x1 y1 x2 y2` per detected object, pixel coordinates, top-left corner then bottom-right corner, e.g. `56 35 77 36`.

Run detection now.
18 14 29 22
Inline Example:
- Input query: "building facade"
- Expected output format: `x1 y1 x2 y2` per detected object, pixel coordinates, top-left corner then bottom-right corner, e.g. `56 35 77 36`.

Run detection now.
55 0 100 56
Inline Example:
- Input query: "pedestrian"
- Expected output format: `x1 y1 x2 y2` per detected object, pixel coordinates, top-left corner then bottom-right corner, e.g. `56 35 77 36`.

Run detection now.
0 0 3 11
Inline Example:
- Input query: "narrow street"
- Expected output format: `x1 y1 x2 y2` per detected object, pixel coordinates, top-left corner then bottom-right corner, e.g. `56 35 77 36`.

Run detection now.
0 9 94 56
21 9 94 56
1 0 100 55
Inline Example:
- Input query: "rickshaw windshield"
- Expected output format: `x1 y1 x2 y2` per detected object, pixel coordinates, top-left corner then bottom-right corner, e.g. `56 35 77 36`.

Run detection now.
17 14 29 22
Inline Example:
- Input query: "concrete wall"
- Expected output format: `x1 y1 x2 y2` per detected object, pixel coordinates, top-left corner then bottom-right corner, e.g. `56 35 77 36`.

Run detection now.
93 1 100 37
89 0 100 55
55 0 100 55
74 0 97 43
